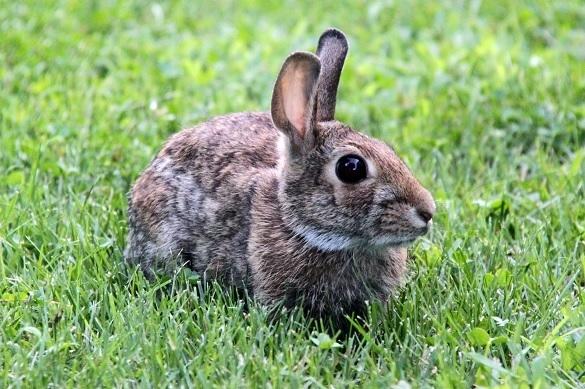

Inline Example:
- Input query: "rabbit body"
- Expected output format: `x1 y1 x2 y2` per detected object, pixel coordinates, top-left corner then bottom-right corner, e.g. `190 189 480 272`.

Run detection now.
126 113 277 286
125 29 434 323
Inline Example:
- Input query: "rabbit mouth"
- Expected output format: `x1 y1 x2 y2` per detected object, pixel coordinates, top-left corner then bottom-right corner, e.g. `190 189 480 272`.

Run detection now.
370 234 418 247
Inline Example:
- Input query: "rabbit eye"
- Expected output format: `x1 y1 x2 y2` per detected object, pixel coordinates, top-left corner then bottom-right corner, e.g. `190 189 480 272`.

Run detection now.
335 154 367 184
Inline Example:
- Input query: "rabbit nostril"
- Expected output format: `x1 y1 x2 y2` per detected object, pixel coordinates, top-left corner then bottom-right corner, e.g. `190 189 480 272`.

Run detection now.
417 209 433 224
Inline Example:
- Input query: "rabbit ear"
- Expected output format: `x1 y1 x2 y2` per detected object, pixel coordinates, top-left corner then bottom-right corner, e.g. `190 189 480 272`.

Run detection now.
315 28 348 122
271 52 321 152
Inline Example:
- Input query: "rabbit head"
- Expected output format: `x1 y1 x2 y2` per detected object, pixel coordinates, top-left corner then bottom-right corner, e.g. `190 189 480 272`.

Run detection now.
271 29 435 252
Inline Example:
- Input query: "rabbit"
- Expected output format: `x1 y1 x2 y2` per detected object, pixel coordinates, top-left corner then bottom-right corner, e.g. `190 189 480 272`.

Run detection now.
125 28 435 327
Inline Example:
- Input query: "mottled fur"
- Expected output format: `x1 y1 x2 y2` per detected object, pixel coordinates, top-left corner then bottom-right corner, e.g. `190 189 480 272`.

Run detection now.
125 29 435 327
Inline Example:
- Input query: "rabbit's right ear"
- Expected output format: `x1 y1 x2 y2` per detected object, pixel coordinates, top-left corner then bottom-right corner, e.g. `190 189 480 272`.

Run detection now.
315 28 348 122
271 52 321 153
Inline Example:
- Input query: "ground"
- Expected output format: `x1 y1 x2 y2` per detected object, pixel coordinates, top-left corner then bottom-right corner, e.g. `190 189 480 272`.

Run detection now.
1 0 584 387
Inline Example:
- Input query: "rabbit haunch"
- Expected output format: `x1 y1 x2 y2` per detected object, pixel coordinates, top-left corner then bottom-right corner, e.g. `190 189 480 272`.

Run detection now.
125 29 435 324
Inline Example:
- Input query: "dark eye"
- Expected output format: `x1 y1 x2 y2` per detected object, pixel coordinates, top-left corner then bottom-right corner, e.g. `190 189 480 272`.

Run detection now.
335 154 367 184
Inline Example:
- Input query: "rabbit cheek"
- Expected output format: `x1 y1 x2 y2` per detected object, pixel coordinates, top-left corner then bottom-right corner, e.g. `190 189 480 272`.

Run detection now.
326 184 376 234
331 181 375 211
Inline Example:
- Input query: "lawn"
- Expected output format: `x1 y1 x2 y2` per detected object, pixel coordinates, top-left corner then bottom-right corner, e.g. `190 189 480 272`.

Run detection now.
1 0 584 386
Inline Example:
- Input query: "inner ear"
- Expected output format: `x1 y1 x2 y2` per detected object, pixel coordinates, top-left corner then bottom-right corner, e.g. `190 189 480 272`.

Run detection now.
281 66 314 137
271 52 321 152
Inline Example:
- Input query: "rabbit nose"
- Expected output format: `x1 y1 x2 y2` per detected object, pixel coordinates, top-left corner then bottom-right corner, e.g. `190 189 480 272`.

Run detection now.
415 189 435 224
416 209 433 224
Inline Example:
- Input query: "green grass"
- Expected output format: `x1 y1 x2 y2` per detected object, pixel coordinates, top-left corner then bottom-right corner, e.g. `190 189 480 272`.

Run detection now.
1 0 584 386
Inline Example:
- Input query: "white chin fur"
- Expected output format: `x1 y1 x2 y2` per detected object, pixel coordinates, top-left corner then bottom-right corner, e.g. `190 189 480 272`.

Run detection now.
292 224 358 252
292 224 412 252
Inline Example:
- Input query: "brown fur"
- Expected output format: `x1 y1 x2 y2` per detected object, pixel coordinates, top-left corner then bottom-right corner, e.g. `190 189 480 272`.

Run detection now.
125 29 435 327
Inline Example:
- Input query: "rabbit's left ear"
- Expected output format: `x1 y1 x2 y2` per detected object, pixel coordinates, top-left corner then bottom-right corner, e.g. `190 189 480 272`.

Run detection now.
315 28 348 121
271 52 321 153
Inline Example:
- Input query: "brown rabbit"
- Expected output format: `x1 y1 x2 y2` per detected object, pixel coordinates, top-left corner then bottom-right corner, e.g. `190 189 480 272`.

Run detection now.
125 29 435 327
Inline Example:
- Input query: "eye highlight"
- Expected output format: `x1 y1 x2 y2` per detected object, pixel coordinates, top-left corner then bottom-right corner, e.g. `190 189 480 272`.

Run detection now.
335 154 367 184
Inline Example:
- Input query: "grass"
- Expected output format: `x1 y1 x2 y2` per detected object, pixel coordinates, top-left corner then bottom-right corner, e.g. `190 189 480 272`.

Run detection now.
1 0 584 386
